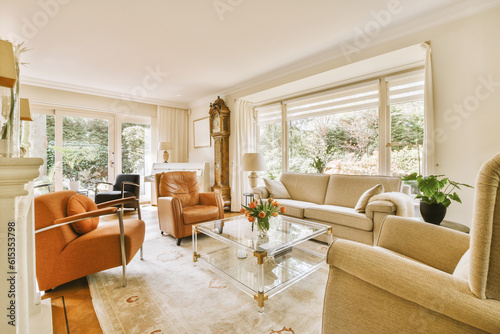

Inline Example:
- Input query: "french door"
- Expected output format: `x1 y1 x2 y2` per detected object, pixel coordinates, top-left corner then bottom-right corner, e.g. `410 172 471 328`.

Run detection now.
55 110 115 193
27 108 152 200
116 116 152 200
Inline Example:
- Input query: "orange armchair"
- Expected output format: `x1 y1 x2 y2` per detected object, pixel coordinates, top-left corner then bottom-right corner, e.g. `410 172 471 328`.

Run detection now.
155 171 224 246
34 190 145 291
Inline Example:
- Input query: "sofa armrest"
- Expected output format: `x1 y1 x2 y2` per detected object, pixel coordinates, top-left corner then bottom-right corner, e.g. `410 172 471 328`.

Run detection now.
252 186 269 200
376 216 470 273
327 239 500 333
365 200 396 219
366 200 397 244
199 192 224 218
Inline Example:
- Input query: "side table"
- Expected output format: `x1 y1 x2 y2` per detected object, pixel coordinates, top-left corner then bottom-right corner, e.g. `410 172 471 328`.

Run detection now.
440 220 470 233
413 201 470 233
243 192 254 206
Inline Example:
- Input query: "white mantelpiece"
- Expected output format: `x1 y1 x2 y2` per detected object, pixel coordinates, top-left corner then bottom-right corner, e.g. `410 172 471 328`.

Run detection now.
0 158 52 334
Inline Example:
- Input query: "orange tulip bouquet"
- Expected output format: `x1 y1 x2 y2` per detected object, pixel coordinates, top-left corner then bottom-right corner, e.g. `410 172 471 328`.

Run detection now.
241 198 286 235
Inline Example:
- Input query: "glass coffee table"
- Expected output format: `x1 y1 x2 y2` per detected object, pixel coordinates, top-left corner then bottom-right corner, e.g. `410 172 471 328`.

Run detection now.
192 215 332 312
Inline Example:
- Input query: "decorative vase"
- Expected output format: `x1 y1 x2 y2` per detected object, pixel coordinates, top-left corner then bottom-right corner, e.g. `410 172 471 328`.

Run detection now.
0 84 20 158
69 181 80 191
256 217 269 237
420 201 447 225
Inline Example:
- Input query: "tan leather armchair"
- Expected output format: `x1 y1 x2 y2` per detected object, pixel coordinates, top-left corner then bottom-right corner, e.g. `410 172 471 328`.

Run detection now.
322 152 500 333
155 171 224 246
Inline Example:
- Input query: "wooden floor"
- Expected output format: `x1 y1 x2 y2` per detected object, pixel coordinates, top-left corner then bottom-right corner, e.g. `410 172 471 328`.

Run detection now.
42 206 240 333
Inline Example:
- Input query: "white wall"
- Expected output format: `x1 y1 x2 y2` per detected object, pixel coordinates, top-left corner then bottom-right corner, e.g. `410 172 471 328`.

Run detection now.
430 8 500 226
189 102 215 187
187 7 500 222
20 84 158 117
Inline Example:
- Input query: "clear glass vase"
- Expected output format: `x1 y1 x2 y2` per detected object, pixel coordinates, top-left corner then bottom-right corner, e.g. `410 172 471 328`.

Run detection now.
256 217 269 237
0 83 20 158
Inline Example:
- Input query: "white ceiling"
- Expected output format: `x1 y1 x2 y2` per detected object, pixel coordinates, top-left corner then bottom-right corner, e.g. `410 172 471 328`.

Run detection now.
0 0 498 107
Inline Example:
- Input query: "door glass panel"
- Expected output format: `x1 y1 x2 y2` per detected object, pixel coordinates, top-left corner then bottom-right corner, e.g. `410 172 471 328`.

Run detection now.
62 116 109 193
121 122 151 195
22 113 55 195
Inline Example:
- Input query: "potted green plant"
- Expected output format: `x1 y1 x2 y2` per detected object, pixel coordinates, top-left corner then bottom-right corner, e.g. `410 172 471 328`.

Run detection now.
402 173 473 224
53 146 83 190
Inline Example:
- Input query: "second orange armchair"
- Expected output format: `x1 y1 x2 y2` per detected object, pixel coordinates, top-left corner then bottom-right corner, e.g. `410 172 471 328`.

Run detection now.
155 171 224 245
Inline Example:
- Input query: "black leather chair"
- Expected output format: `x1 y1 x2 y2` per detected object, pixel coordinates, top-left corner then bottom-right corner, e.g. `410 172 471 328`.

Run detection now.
95 174 140 209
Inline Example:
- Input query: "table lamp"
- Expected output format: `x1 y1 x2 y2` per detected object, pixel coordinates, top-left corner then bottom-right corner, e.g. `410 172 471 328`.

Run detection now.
158 142 173 163
20 98 32 121
0 40 17 88
241 153 267 188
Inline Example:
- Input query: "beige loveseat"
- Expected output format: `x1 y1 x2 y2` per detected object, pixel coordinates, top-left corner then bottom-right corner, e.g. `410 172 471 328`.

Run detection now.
253 172 403 245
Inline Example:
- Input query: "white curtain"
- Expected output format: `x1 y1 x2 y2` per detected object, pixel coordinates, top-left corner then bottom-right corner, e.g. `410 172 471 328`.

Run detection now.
230 99 257 211
157 106 189 162
422 42 435 175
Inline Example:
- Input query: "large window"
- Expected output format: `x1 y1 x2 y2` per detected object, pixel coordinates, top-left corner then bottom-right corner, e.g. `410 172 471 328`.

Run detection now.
257 104 282 180
289 108 379 174
257 68 425 178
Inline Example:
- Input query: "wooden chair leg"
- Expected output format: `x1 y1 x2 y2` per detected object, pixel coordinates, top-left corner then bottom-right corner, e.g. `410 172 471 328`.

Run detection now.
176 238 182 246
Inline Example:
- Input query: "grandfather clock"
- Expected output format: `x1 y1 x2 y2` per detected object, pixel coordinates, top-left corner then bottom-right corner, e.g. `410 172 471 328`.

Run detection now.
209 97 231 210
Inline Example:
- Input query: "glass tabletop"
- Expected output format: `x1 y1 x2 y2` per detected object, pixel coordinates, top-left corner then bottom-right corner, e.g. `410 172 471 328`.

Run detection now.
194 215 330 256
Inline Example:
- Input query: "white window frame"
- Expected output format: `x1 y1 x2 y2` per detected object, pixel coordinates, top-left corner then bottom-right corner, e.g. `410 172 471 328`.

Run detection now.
255 66 426 176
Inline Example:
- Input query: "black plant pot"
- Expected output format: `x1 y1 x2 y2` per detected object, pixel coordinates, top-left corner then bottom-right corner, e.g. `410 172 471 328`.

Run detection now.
420 201 447 225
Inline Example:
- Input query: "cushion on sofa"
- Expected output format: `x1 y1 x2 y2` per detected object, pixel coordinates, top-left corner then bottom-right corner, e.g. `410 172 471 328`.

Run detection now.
304 205 373 231
324 175 402 208
67 194 99 234
276 199 321 219
264 178 291 199
280 172 330 204
354 184 384 213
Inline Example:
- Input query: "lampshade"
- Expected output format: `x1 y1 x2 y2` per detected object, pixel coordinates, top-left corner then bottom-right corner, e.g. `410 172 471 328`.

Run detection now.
158 142 173 151
0 40 17 88
20 98 32 121
241 153 267 172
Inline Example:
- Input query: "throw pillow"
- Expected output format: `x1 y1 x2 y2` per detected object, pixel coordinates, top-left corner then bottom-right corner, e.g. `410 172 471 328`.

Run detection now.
453 249 470 280
264 178 291 199
354 184 384 213
67 194 99 234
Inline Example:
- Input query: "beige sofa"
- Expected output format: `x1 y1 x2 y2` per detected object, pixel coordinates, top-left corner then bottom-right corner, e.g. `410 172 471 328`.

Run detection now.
253 172 403 245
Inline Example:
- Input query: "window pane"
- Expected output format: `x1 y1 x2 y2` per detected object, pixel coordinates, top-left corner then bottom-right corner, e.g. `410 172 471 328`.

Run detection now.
390 101 424 177
289 109 378 175
62 116 109 190
121 122 151 195
22 113 55 195
259 122 282 180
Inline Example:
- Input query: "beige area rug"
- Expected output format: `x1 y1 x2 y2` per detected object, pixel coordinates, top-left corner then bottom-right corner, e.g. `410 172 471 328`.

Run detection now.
88 226 329 334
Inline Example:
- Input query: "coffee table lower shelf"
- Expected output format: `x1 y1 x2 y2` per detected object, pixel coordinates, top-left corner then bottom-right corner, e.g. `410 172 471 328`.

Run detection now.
193 244 326 311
